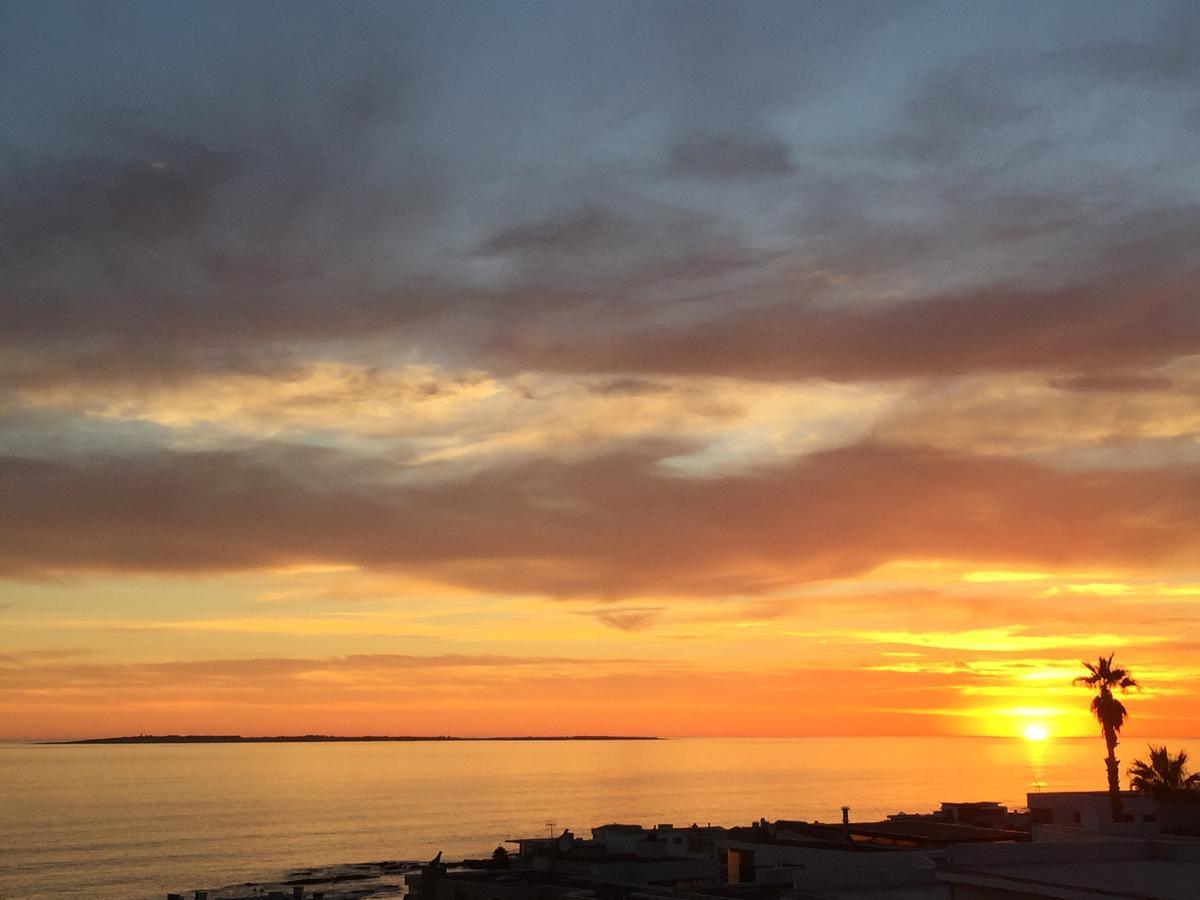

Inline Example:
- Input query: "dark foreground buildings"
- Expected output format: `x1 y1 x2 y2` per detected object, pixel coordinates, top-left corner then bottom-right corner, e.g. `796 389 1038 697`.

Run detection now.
403 795 1200 900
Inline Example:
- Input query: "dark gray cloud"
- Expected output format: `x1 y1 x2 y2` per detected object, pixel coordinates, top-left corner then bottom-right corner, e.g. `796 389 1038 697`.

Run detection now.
497 262 1200 381
0 133 236 258
668 135 794 178
478 202 751 287
1 3 1198 390
1048 1 1200 85
885 65 1039 169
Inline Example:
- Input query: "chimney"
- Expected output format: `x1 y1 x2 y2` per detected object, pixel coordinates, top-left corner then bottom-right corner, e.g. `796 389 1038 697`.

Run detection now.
841 806 850 825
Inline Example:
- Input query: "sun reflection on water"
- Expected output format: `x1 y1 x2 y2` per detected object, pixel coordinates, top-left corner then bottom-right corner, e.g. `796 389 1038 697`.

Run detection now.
1023 727 1049 793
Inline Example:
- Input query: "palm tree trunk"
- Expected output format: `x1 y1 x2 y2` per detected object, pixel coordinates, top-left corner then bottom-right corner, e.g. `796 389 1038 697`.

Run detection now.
1104 725 1124 822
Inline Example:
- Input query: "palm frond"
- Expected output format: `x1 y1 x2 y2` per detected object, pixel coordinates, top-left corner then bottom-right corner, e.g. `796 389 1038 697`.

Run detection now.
1127 744 1199 796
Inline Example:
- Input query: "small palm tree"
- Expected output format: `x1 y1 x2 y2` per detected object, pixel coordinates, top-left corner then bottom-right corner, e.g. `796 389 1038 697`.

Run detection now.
1128 746 1200 799
1074 654 1137 822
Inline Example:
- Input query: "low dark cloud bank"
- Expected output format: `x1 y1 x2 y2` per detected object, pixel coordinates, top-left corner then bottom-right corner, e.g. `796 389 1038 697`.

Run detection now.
3 442 1197 595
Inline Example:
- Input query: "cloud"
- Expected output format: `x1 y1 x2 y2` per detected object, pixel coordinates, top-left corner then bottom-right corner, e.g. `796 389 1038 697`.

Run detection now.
5 365 897 478
871 362 1200 459
835 626 1166 653
497 266 1200 382
1047 373 1176 393
3 442 1198 596
667 135 793 178
0 132 239 258
1 2 1197 396
0 652 678 711
5 647 1197 740
588 607 666 632
884 64 1037 169
1048 2 1200 85
483 207 627 256
0 647 90 666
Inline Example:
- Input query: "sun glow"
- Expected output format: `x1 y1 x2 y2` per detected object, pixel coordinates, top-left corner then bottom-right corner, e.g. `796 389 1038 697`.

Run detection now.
1023 723 1049 741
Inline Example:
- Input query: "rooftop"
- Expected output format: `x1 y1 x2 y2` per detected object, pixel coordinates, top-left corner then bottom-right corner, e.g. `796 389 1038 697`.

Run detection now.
940 860 1200 899
776 818 1027 847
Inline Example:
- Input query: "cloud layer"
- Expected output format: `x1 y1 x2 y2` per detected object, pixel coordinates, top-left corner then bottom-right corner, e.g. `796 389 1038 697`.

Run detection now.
2 2 1199 737
4 442 1198 596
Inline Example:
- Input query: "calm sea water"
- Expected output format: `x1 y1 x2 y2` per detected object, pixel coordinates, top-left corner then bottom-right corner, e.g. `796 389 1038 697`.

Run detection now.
0 736 1157 899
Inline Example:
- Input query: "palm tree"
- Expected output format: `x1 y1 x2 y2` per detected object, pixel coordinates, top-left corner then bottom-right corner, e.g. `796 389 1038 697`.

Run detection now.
1074 654 1137 822
1128 746 1200 799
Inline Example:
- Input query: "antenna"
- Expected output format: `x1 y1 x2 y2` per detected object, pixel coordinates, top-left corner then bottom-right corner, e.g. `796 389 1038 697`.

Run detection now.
546 820 556 837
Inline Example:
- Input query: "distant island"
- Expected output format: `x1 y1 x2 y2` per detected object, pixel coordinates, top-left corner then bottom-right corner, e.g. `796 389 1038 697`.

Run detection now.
58 734 660 744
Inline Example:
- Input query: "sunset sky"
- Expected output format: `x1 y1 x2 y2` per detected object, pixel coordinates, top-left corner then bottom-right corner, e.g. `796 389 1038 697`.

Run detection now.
2 1 1199 740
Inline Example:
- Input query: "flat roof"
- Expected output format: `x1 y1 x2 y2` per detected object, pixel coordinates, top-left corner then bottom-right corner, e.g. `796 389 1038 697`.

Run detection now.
941 860 1200 899
777 819 1027 845
939 800 1004 807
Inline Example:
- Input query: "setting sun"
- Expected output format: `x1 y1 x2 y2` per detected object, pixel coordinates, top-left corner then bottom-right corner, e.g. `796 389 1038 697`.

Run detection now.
1023 723 1049 742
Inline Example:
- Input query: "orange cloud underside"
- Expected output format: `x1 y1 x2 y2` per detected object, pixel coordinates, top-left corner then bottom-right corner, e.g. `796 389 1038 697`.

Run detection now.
3 364 1199 739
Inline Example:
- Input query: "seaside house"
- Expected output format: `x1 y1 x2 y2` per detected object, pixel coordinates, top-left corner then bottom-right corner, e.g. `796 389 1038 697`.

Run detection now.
403 805 1200 900
713 810 1032 899
1026 789 1200 837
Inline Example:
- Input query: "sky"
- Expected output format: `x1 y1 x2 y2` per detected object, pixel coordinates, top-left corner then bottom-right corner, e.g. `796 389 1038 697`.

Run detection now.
1 1 1199 741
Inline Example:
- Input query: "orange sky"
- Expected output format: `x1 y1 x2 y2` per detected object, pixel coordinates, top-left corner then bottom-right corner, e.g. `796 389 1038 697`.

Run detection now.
2 4 1200 742
4 470 1200 739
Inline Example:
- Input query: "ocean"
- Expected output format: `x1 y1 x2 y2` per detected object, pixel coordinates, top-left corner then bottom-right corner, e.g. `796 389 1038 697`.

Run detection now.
0 735 1157 899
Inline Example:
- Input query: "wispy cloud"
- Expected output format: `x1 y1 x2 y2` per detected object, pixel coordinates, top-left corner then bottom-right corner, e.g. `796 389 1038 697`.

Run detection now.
802 627 1168 654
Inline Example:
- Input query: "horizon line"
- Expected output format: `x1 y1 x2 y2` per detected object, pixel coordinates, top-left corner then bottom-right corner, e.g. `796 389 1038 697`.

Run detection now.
7 732 1200 744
